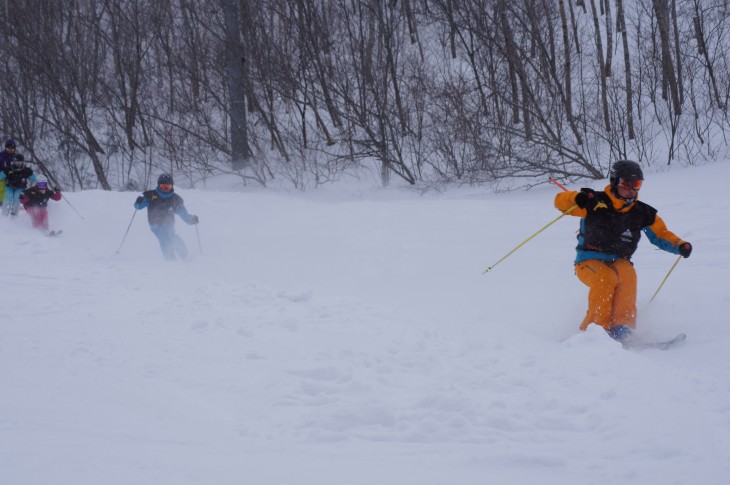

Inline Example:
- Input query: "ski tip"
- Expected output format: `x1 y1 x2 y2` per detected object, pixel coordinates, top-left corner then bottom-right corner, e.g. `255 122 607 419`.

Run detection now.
624 333 687 351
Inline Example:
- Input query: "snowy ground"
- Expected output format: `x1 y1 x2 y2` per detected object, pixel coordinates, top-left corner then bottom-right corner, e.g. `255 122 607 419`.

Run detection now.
2 162 729 485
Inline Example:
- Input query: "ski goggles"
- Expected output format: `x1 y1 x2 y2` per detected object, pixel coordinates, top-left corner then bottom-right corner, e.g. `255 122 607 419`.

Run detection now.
37 182 48 189
158 183 173 190
618 178 643 190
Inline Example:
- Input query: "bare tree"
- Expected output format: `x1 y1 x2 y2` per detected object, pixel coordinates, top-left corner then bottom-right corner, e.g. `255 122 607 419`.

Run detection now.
616 0 635 139
15 1 112 189
1 0 730 191
329 0 417 186
670 0 684 106
692 0 725 110
651 0 682 115
589 0 611 132
604 0 613 77
558 0 574 123
223 0 250 170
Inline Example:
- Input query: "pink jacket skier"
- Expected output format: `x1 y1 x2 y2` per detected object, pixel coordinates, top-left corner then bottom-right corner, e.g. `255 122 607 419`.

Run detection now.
20 182 62 231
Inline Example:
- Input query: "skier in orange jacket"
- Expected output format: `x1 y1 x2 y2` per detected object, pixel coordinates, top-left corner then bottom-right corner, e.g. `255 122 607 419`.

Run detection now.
554 160 692 343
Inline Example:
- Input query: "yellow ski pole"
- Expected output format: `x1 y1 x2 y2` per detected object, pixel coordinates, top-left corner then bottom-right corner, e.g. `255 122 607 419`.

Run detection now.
649 255 683 303
483 204 578 273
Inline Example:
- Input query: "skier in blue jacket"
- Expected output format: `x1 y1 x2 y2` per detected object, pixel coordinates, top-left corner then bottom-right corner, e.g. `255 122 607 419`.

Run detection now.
0 139 25 204
0 159 36 216
134 173 199 260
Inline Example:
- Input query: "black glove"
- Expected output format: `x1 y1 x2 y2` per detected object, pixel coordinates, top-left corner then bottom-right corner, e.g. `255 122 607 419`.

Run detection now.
678 242 692 258
574 188 597 209
135 196 144 205
54 186 61 192
13 154 24 162
191 215 199 224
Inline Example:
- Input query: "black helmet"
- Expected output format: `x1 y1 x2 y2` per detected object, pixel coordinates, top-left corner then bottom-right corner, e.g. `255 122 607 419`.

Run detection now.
610 160 643 188
5 138 16 148
157 173 174 185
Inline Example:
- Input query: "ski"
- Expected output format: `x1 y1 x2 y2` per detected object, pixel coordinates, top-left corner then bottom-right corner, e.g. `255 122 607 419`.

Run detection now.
624 333 687 351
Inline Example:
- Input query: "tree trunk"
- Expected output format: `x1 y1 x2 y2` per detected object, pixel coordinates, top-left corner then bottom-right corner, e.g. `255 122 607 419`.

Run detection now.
557 0 582 145
604 0 613 77
498 1 521 126
223 0 250 170
671 0 684 106
651 0 682 115
693 6 724 109
569 0 581 54
589 0 611 132
617 0 635 139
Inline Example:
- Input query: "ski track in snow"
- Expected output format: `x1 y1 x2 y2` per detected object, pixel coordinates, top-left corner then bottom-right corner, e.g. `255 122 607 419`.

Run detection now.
2 163 730 484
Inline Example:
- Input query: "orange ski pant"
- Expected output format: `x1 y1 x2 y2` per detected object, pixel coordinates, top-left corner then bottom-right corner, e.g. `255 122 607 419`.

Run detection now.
575 259 637 331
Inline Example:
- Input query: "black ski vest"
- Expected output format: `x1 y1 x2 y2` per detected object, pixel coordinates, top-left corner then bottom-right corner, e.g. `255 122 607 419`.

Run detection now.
22 187 56 207
4 166 33 189
143 189 184 226
578 192 658 259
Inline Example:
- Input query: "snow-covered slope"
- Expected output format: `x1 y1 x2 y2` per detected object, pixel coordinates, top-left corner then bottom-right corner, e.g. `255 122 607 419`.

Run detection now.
2 162 728 485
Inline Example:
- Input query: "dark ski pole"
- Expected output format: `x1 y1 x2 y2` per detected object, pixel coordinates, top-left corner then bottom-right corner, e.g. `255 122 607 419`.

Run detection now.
195 223 203 255
116 210 137 254
61 194 85 220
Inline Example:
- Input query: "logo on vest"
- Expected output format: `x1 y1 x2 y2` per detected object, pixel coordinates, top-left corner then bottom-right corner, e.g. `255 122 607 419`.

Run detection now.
620 229 633 243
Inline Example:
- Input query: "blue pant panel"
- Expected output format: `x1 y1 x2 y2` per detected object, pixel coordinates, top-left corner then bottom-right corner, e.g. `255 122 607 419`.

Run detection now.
150 224 188 261
2 187 23 216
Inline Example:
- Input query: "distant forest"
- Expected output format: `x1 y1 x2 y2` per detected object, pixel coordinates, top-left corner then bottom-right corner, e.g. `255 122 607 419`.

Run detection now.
2 0 729 190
